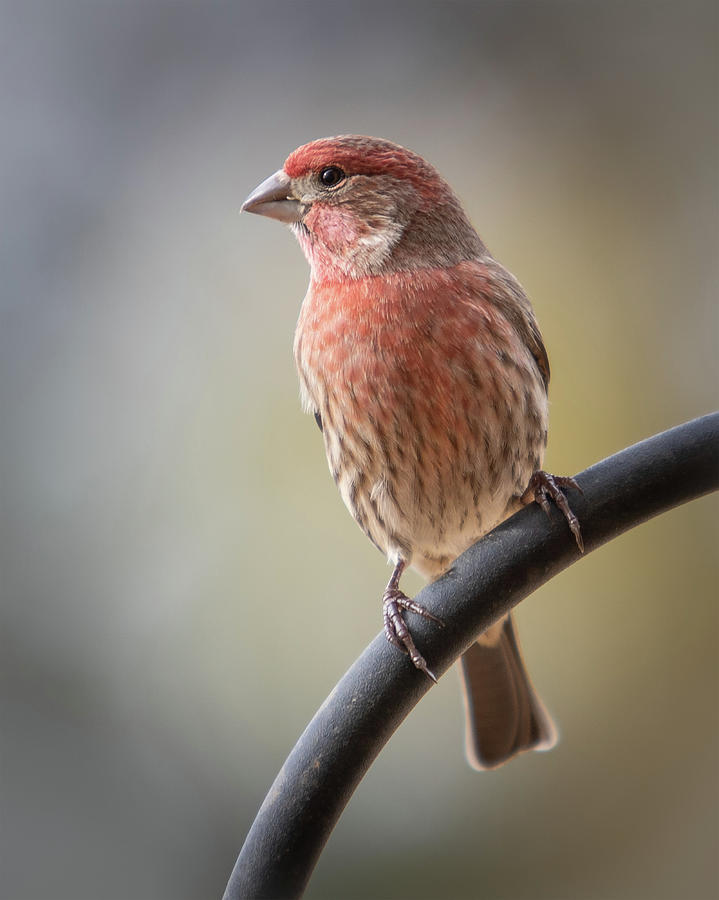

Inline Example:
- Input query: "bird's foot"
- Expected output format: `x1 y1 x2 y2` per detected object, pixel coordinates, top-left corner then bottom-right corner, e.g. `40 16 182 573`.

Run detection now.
521 470 584 553
382 588 444 683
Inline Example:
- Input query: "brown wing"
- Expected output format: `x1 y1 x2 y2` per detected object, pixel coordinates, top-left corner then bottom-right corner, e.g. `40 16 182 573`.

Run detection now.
466 257 550 390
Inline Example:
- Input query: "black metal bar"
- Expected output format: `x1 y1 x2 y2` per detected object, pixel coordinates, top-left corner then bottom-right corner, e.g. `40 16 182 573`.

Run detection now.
223 413 719 900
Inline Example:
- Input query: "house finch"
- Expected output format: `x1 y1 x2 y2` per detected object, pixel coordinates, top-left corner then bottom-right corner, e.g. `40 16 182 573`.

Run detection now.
242 135 582 770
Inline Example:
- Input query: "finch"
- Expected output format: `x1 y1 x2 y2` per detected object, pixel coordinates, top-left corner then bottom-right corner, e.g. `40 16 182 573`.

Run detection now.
242 135 581 770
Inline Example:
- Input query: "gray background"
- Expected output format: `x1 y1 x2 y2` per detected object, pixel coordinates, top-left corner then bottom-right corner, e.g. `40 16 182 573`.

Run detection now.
2 2 717 898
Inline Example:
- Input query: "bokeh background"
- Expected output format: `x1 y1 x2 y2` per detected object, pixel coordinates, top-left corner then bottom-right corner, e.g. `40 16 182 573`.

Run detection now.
2 2 717 898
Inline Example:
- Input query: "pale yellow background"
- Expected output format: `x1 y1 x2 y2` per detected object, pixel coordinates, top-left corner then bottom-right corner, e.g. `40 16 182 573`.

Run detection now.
2 2 717 898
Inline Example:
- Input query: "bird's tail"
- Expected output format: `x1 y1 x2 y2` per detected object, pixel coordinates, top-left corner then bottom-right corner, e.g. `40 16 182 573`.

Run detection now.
458 613 557 770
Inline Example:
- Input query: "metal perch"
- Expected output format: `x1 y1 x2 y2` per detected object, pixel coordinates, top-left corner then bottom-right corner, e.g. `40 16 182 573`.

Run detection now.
223 413 719 900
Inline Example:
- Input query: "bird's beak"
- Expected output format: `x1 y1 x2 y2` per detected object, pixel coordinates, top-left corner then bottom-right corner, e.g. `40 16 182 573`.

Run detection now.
241 169 302 224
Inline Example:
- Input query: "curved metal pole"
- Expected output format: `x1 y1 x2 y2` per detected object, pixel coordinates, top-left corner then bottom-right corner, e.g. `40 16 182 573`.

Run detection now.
224 413 719 900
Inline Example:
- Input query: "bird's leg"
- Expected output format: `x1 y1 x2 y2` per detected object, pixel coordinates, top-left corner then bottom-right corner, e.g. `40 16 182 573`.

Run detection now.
521 471 584 553
382 559 444 683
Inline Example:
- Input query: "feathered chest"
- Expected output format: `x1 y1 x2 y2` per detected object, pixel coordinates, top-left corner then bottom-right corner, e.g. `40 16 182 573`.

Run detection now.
295 280 423 424
292 265 549 568
300 271 462 405
293 266 544 434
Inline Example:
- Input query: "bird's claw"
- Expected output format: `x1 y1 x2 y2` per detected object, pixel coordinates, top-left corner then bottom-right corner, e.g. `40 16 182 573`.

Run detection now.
382 588 444 682
521 470 584 553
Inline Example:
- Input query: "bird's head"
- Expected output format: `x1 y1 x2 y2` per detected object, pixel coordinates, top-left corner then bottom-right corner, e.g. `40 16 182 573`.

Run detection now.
242 135 485 281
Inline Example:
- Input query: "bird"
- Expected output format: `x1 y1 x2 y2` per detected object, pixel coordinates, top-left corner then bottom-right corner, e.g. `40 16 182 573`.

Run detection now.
242 135 582 770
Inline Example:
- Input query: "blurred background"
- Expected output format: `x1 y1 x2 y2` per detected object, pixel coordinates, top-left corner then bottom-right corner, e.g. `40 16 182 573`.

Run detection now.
1 1 717 898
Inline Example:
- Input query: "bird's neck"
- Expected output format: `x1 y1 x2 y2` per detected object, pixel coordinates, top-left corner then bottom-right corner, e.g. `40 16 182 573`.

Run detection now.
292 202 488 284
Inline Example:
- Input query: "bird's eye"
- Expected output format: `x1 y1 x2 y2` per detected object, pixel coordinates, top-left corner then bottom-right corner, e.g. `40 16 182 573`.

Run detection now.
319 166 345 187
